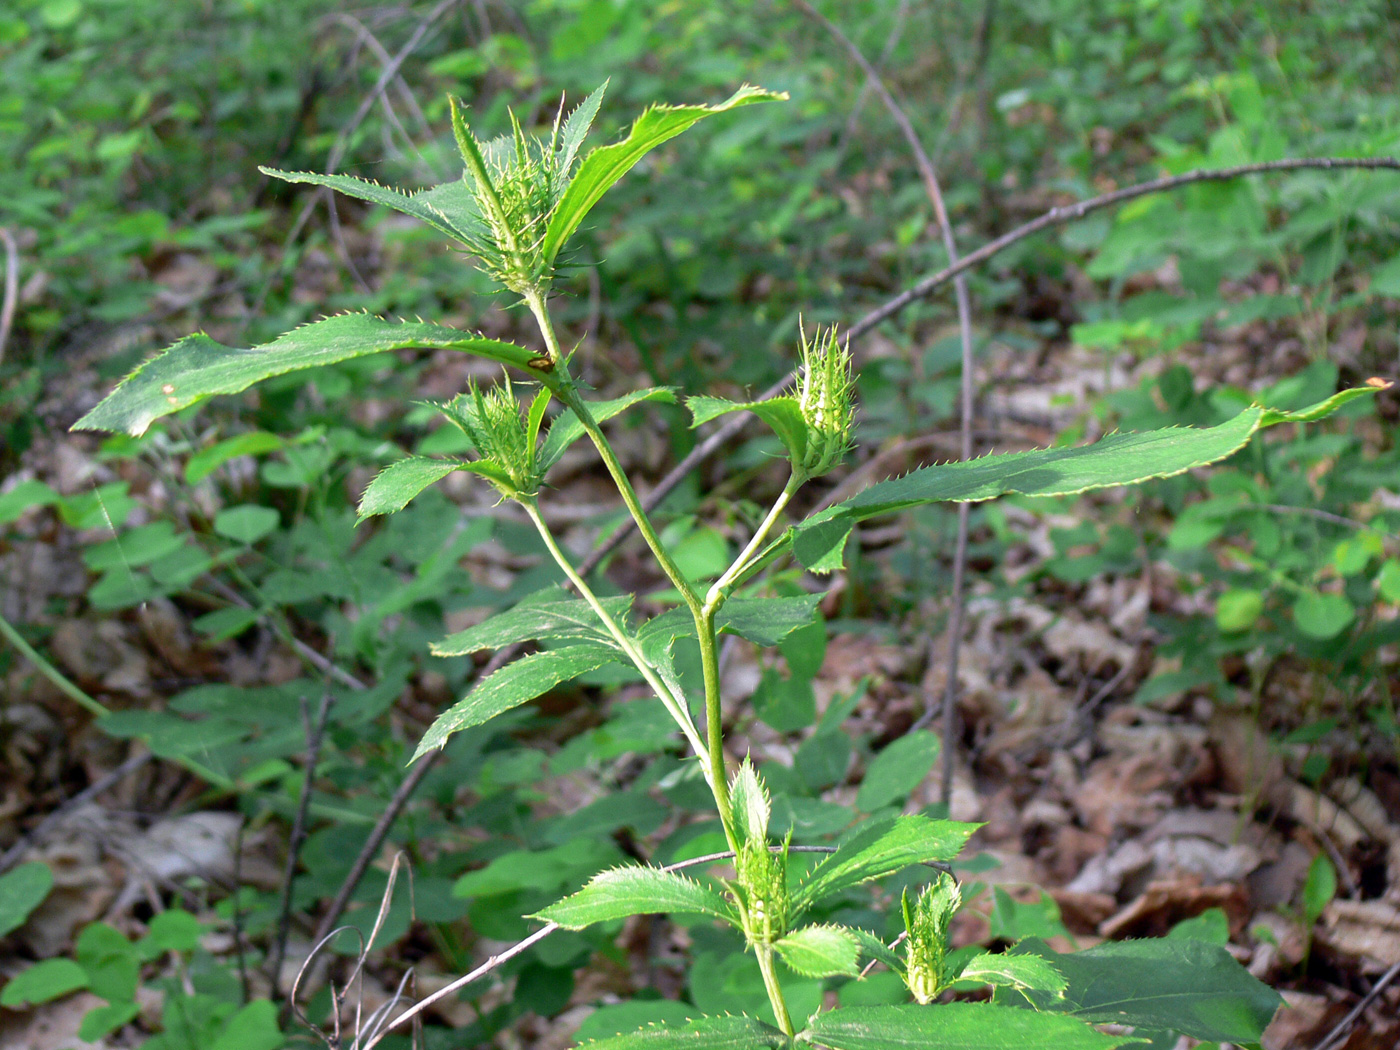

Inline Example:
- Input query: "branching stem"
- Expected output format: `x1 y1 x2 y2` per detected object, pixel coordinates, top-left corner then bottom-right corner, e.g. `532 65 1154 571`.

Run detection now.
522 500 710 769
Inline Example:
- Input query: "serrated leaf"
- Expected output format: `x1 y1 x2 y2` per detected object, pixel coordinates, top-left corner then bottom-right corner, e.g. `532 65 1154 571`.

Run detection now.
775 925 862 978
789 386 1385 572
636 595 821 661
584 1014 790 1050
687 394 810 468
432 590 632 655
412 644 620 760
358 457 466 518
718 595 823 647
801 1003 1145 1050
957 951 1066 996
261 168 486 244
730 758 770 848
73 314 543 437
792 816 978 915
1008 937 1283 1044
540 85 785 269
538 388 677 473
556 82 608 178
847 927 905 974
531 865 737 929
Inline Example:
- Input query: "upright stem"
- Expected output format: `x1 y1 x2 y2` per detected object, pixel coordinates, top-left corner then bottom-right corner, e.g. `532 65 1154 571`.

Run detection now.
755 946 795 1036
524 289 702 617
696 605 737 853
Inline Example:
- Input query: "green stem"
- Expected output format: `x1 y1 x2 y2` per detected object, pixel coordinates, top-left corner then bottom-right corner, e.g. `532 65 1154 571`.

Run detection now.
755 945 795 1037
0 612 110 718
523 289 702 617
704 473 801 614
0 610 239 790
522 500 710 771
696 605 737 853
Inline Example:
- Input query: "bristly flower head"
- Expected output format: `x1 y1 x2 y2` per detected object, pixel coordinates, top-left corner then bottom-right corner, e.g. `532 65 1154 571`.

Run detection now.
795 322 856 478
450 91 594 296
735 835 790 947
902 872 961 1004
438 376 541 501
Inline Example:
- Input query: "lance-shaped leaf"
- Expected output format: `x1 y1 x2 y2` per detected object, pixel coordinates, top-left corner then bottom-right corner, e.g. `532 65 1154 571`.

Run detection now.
74 314 544 437
637 595 822 663
788 385 1387 572
432 590 632 655
791 816 979 915
555 82 608 179
1006 937 1283 1044
774 924 862 978
538 388 677 473
540 85 786 269
847 927 904 974
411 643 619 760
688 394 811 469
260 170 486 245
585 1015 790 1050
358 457 467 519
956 952 1066 997
800 1003 1146 1050
729 759 771 848
531 866 737 929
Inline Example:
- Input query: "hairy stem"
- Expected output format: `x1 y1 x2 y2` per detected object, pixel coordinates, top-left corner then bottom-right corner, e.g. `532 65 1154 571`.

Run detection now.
522 500 710 769
696 606 737 853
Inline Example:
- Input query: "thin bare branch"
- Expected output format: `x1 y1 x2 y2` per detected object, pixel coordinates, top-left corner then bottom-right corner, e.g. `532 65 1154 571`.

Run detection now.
795 0 977 805
0 226 17 366
270 687 337 998
1311 956 1400 1050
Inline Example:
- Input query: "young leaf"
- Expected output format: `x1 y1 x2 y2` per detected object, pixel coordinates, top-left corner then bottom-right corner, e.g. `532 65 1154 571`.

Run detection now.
730 758 771 848
583 1014 791 1050
358 457 466 519
538 388 677 473
73 314 544 437
432 590 632 655
0 958 89 1007
0 862 53 938
531 865 737 929
687 394 811 468
801 1003 1146 1050
261 169 486 245
412 643 620 760
774 924 862 978
791 816 979 915
789 385 1387 572
1007 936 1283 1044
956 952 1067 997
555 82 608 178
540 85 786 269
847 927 905 974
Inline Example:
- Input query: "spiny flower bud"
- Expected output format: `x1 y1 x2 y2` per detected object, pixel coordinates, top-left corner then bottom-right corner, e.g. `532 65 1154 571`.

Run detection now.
736 838 789 946
903 873 961 1004
442 377 541 500
795 323 855 478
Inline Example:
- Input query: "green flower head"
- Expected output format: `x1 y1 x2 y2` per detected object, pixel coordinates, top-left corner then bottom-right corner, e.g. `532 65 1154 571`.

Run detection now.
439 376 541 500
795 323 856 478
903 873 961 1004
